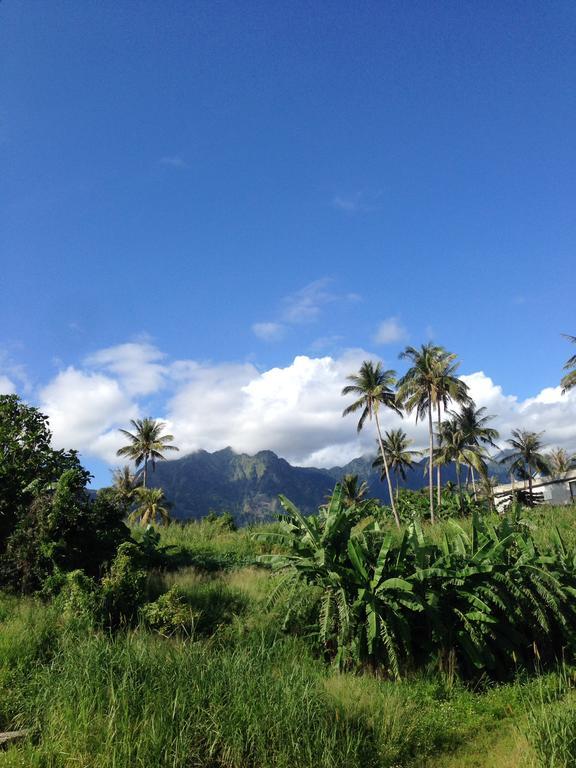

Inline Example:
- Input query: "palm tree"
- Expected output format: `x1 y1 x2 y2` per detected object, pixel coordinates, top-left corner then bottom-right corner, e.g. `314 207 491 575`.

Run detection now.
500 429 550 500
396 344 469 522
372 429 421 500
449 403 499 493
339 474 369 507
111 465 138 514
342 361 402 527
561 334 576 393
116 418 179 487
130 486 171 526
547 447 575 480
435 419 488 493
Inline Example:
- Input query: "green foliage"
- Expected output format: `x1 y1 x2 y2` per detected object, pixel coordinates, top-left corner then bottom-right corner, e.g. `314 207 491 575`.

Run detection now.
141 586 196 637
204 509 238 530
0 394 83 553
1 469 129 592
524 672 576 767
260 488 576 679
101 542 148 628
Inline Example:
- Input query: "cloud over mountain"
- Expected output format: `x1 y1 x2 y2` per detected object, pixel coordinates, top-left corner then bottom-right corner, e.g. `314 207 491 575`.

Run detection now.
13 341 575 472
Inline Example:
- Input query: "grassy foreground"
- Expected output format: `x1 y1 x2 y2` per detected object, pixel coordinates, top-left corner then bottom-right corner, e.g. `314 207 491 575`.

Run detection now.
2 509 576 767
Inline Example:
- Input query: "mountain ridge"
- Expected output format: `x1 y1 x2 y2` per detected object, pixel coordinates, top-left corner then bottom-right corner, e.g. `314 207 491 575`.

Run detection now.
149 446 510 523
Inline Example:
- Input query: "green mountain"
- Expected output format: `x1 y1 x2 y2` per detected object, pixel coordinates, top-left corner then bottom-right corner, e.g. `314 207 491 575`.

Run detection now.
150 446 510 522
150 447 336 523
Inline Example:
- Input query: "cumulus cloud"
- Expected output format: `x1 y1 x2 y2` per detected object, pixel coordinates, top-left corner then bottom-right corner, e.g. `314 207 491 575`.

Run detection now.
251 322 285 341
38 367 139 461
85 342 167 396
374 317 408 345
460 372 576 453
165 348 379 464
7 339 576 474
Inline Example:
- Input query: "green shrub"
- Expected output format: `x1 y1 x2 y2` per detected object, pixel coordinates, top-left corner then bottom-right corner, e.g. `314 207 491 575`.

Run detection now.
101 543 147 628
260 486 576 679
141 586 197 636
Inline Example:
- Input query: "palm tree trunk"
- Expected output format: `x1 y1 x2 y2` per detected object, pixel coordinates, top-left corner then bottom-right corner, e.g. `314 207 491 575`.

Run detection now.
427 404 435 524
374 411 401 528
528 465 533 502
456 463 462 493
143 457 148 488
436 402 442 506
471 469 477 499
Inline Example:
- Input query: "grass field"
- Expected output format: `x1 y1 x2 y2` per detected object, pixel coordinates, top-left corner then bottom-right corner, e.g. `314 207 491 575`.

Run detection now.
2 504 576 767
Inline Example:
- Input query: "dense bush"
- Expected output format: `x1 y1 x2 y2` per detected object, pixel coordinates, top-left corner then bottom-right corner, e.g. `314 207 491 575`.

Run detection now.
0 395 83 555
1 469 129 593
261 486 576 679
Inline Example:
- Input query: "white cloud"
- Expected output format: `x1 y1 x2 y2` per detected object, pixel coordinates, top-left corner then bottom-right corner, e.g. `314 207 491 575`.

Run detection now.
39 367 139 461
331 191 382 214
374 317 408 345
460 372 576 453
251 322 285 341
159 155 186 168
6 340 576 475
85 342 167 396
0 375 16 394
280 278 337 324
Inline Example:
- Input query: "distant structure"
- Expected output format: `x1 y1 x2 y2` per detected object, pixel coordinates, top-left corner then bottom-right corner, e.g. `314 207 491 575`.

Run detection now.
493 470 576 510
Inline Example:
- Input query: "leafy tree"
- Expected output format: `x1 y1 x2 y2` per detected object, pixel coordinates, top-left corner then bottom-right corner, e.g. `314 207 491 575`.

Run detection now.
372 429 421 500
397 345 469 522
1 469 129 593
130 486 172 526
501 429 550 501
561 334 576 393
116 418 178 487
0 394 83 553
342 361 402 527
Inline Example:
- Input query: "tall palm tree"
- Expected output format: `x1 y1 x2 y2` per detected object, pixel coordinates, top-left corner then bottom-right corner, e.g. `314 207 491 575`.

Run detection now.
342 361 402 527
547 447 575 480
111 465 138 514
431 355 470 504
116 418 179 487
501 429 550 500
561 334 576 393
372 429 421 500
396 344 469 522
130 486 171 526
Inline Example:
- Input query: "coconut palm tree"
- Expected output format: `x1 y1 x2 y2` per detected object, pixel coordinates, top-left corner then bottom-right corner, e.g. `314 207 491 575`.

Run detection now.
130 486 171 526
372 429 421 500
435 419 488 493
547 447 575 479
339 474 369 507
116 418 179 487
111 465 138 514
397 344 469 523
561 334 576 394
342 361 402 527
431 356 471 504
449 403 499 493
500 429 550 500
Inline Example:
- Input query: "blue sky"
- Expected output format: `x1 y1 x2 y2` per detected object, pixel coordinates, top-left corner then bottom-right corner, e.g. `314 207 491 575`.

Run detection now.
1 1 575 486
